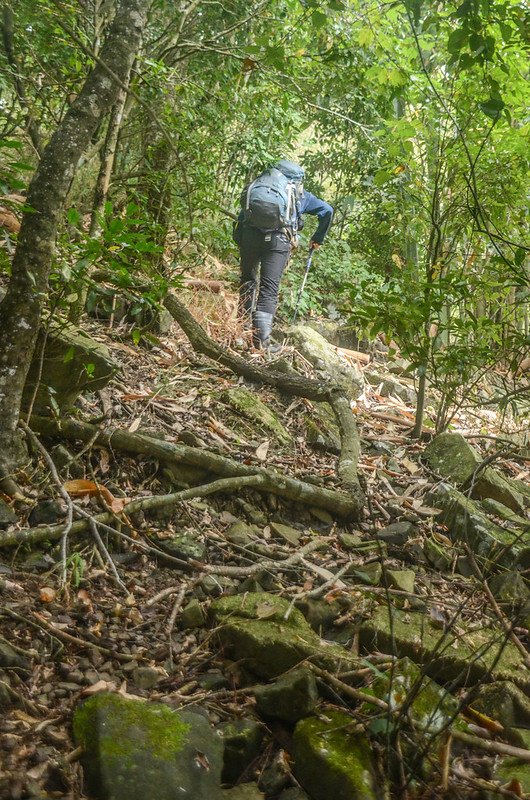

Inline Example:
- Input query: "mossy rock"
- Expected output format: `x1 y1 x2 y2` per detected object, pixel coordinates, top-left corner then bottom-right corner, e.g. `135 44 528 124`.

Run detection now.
221 718 264 784
362 658 458 736
73 692 223 800
293 710 379 800
254 668 319 722
426 483 528 568
470 681 530 729
221 387 291 445
304 402 341 453
23 320 118 413
210 593 359 679
287 325 363 400
423 433 524 513
360 604 530 691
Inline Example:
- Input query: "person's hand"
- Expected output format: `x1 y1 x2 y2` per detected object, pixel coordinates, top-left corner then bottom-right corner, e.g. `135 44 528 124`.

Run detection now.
310 241 321 250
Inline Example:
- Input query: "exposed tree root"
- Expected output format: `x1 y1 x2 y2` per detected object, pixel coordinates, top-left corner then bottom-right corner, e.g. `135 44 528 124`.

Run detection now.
29 416 359 518
164 291 364 514
164 292 330 402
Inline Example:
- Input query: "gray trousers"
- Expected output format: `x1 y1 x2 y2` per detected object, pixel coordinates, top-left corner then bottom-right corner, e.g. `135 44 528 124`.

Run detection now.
239 226 291 316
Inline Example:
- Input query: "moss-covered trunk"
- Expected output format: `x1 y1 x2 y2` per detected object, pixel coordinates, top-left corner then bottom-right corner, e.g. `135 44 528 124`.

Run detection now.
0 0 148 482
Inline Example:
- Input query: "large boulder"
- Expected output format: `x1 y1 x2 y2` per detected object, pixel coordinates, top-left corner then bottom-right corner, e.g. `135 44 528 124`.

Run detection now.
210 593 359 679
360 604 530 691
293 710 379 800
287 325 363 399
23 320 118 412
72 692 223 800
423 432 524 513
426 483 529 568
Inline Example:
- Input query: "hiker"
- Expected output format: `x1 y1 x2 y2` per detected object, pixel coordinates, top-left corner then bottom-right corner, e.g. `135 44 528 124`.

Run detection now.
234 159 333 351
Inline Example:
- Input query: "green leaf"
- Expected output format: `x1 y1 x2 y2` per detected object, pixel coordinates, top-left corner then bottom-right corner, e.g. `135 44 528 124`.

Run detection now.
374 169 392 187
311 9 328 29
67 207 81 225
447 27 468 54
479 95 504 118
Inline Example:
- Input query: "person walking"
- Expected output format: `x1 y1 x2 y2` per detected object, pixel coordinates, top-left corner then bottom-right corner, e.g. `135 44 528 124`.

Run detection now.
234 159 333 351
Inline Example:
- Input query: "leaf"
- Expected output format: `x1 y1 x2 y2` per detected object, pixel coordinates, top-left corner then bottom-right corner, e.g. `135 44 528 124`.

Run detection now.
255 601 277 619
255 440 270 461
39 586 56 603
479 96 504 119
63 479 128 513
128 416 142 433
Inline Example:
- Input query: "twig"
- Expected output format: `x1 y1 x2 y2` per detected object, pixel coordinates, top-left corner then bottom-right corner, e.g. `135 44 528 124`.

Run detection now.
31 611 136 662
464 545 530 669
145 584 183 608
309 664 389 711
451 729 530 762
20 420 74 586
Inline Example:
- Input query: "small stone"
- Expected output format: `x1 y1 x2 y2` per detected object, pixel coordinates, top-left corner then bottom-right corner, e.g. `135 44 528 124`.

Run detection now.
270 522 302 546
258 749 291 795
0 499 16 530
180 599 206 629
198 671 228 691
423 538 453 571
386 570 415 594
309 508 333 525
28 499 66 527
66 670 85 684
254 669 319 723
346 561 382 586
376 521 417 546
221 718 264 783
201 575 237 598
338 532 363 550
157 531 206 562
226 521 254 546
84 669 100 685
132 667 160 690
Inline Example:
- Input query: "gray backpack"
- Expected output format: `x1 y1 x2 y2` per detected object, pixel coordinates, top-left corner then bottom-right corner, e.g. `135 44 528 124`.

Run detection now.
242 161 304 232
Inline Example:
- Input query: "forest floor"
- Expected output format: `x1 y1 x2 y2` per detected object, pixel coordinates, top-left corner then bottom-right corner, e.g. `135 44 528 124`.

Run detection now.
0 271 529 800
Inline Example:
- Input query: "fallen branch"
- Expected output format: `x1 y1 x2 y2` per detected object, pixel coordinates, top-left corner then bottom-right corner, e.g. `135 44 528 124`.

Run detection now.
163 292 330 402
0 474 266 549
29 416 358 518
165 291 363 513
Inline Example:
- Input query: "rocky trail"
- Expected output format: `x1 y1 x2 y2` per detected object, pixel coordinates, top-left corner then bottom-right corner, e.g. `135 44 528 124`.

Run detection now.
0 279 529 800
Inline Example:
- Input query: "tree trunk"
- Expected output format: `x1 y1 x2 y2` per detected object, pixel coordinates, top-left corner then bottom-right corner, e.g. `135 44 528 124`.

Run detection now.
0 0 148 482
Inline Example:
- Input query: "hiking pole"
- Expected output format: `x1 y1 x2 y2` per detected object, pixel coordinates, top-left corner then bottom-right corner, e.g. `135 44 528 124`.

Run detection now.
292 248 315 323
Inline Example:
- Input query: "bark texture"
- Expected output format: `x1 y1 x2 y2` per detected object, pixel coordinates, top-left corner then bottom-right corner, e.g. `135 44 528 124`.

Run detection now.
0 0 148 480
30 416 359 519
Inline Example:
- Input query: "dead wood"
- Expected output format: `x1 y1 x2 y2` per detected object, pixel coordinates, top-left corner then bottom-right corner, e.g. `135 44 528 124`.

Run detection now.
29 416 359 518
163 292 330 402
163 291 364 515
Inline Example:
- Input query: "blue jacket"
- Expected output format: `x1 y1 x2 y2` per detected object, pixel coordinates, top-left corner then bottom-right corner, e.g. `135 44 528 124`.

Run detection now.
298 191 334 244
237 189 333 245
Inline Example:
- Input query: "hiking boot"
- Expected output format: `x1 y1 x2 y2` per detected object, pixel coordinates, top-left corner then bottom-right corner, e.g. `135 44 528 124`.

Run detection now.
252 311 282 353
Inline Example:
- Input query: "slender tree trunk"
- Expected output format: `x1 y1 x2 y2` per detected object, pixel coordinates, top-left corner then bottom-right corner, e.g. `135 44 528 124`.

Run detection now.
1 6 42 156
69 81 131 322
0 0 148 482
